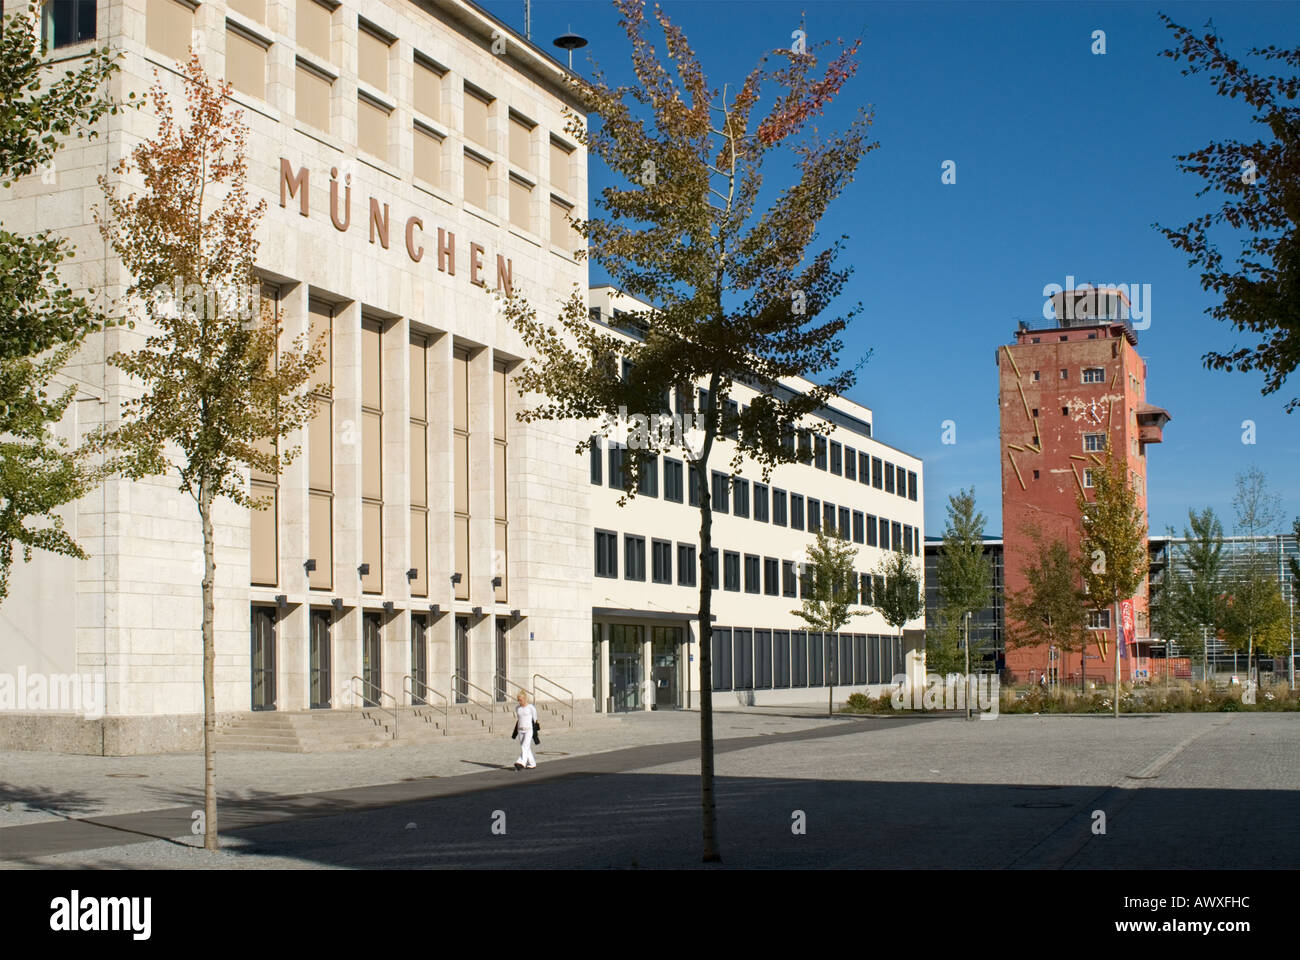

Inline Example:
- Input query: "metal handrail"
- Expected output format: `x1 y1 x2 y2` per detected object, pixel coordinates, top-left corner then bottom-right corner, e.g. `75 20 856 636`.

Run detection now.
450 672 497 731
533 673 575 728
497 674 531 706
349 675 398 738
403 675 449 736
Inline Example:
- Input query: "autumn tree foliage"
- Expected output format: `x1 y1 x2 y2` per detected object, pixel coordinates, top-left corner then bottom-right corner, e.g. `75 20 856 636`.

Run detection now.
0 4 123 602
503 0 872 861
1156 16 1300 412
95 55 322 850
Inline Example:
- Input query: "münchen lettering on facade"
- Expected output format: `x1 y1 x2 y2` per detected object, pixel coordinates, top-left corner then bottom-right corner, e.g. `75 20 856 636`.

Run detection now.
279 158 513 295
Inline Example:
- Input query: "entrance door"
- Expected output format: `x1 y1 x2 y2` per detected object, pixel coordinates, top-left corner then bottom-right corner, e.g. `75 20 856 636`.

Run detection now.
495 617 509 701
309 610 331 709
454 616 469 702
410 615 428 705
362 613 382 707
250 607 276 711
609 624 644 712
651 626 681 708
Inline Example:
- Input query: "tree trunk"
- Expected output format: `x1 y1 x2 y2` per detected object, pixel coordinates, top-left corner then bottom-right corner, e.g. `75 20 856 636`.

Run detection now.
697 464 719 862
200 485 219 850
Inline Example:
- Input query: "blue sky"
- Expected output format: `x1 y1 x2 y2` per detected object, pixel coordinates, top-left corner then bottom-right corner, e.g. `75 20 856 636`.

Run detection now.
481 0 1300 537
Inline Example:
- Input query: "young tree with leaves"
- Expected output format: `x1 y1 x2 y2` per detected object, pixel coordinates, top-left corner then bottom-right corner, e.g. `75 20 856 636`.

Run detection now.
94 56 322 850
1151 508 1225 678
1077 447 1148 718
0 4 123 602
1226 466 1284 687
934 488 992 714
504 0 870 862
1004 531 1091 693
870 547 923 674
793 527 866 716
1156 16 1300 413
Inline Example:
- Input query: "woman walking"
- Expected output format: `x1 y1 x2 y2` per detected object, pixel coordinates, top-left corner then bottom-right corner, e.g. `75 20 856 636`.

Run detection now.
513 690 538 770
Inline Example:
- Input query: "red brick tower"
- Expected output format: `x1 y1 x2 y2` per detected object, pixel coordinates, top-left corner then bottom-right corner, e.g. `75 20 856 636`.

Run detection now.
998 289 1170 684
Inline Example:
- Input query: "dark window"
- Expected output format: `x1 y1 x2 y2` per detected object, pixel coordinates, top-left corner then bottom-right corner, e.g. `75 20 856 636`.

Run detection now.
624 535 646 581
838 506 850 540
867 514 878 547
799 562 813 599
754 483 769 522
763 557 779 595
872 457 883 488
755 629 773 689
664 458 684 503
711 472 730 513
589 436 602 484
42 0 97 50
733 628 753 689
773 489 788 526
774 630 791 688
891 521 902 550
854 634 868 684
677 543 697 587
807 498 821 532
712 627 732 692
708 548 718 591
860 573 871 604
651 539 672 583
790 494 805 530
637 455 658 497
782 560 797 597
688 467 701 507
859 452 870 484
852 510 865 543
884 462 895 494
674 384 693 416
733 478 750 518
845 447 857 481
608 443 624 489
792 631 808 687
903 526 913 555
744 554 760 594
698 388 709 415
907 470 918 501
873 575 886 605
814 435 827 470
878 517 890 550
830 441 842 475
822 501 836 535
809 631 823 686
798 430 813 464
595 529 618 578
724 551 740 591
724 399 739 440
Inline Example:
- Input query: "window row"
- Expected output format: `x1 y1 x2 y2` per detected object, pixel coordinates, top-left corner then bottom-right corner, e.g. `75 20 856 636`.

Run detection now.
1029 366 1107 384
710 628 905 691
593 532 917 608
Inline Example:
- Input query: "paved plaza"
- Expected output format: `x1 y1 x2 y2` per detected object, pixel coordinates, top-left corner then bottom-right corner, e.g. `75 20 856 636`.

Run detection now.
2 709 1297 868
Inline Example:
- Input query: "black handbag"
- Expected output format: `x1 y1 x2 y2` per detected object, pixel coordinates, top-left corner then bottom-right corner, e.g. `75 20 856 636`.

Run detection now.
532 719 541 745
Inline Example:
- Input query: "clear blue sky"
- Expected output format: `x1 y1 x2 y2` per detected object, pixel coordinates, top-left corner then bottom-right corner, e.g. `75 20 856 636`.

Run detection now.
481 0 1300 537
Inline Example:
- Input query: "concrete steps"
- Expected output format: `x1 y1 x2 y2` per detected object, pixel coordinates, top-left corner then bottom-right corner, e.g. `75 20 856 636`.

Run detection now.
215 702 614 752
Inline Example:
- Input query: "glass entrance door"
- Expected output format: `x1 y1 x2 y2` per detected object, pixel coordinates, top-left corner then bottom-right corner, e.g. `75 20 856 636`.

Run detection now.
309 609 331 709
250 606 276 711
362 613 382 707
495 617 509 701
609 624 644 712
454 616 469 702
651 625 682 709
411 614 428 705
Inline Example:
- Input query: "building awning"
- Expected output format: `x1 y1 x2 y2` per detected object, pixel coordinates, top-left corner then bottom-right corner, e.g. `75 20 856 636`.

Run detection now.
593 607 716 623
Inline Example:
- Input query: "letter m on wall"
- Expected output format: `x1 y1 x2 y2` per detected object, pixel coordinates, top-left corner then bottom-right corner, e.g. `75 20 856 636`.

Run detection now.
281 159 309 217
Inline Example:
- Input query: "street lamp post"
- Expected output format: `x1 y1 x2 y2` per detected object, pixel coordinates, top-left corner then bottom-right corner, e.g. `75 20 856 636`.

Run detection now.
964 610 972 721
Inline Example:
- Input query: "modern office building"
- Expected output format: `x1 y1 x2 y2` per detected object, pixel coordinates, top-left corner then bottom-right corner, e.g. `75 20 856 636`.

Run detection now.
587 287 928 712
997 288 1170 683
0 1 927 753
1148 533 1298 681
923 536 1004 673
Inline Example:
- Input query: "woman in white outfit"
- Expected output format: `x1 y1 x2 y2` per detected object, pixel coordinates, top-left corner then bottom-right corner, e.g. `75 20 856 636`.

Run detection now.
514 690 538 770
